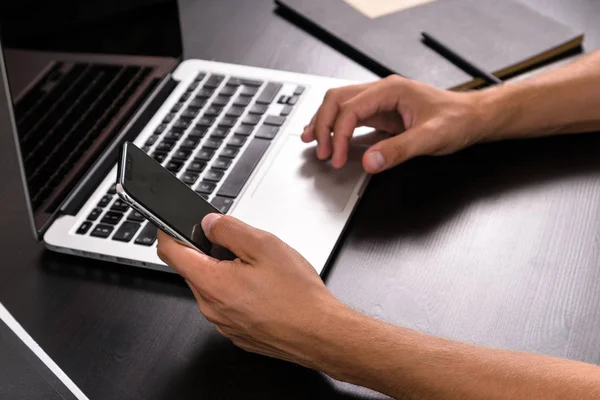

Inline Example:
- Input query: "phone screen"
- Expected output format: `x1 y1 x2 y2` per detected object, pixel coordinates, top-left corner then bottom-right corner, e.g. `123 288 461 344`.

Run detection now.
120 143 234 260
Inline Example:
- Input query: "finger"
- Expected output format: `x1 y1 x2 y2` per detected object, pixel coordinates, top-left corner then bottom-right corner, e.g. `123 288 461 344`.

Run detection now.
157 230 219 280
202 214 274 262
313 83 370 160
331 79 406 169
301 115 317 143
363 125 437 173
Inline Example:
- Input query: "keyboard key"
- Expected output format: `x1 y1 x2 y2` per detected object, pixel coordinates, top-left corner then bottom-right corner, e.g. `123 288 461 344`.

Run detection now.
278 95 290 104
288 96 299 106
196 181 216 195
211 196 234 214
205 169 224 182
188 81 200 91
135 223 158 246
152 151 168 163
142 146 151 153
242 115 261 126
76 221 93 235
155 124 167 134
218 117 237 128
127 211 145 222
181 108 199 119
226 106 245 118
189 127 208 139
197 116 216 127
171 102 184 113
91 224 114 239
187 161 206 173
211 127 230 139
179 91 191 101
256 82 283 104
156 141 175 152
194 72 207 82
264 115 286 126
172 148 192 161
196 87 214 98
111 199 129 212
113 222 141 243
255 125 280 140
189 98 207 109
195 148 215 162
217 138 270 198
181 173 199 186
163 112 176 123
294 86 305 95
233 96 251 107
180 138 200 150
241 86 258 97
205 106 223 117
213 157 232 170
226 78 242 87
240 78 263 87
171 119 191 132
280 106 293 117
219 86 236 97
107 184 117 195
235 125 254 136
204 138 223 150
165 130 183 141
204 74 224 88
101 211 124 226
166 160 184 173
145 135 159 146
220 146 239 159
212 96 230 107
87 208 102 221
228 136 247 147
249 104 268 115
98 195 111 208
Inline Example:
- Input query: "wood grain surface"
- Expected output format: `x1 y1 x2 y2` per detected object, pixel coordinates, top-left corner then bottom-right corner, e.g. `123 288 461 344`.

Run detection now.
1 0 600 398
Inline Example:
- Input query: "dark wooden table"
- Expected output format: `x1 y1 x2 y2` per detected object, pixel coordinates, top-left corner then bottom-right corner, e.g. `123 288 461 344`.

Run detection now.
2 0 600 399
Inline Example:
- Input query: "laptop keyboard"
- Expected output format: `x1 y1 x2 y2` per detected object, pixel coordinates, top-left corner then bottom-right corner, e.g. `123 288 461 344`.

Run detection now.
75 71 304 246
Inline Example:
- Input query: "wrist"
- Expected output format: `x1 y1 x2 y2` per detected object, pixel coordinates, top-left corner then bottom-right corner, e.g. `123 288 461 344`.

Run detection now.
298 300 389 385
467 85 517 143
285 297 364 378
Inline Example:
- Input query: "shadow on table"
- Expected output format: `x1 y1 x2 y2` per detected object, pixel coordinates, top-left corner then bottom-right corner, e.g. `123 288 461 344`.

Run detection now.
348 132 600 242
40 251 191 299
153 333 388 400
41 254 388 399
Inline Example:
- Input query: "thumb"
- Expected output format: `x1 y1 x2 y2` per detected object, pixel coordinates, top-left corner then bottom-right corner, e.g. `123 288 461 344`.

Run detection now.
202 214 270 262
362 126 436 173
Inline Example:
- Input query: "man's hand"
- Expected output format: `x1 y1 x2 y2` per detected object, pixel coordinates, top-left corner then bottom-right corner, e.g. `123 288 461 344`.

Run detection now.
157 214 346 368
302 75 487 173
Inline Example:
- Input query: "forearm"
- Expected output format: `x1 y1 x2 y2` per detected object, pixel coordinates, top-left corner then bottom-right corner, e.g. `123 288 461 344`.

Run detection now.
477 50 600 141
309 306 600 399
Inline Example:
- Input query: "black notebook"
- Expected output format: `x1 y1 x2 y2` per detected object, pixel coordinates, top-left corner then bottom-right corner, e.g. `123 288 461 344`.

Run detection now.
276 0 584 90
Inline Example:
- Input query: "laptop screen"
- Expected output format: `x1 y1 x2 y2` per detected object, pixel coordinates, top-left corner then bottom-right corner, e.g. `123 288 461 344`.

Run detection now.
0 0 183 236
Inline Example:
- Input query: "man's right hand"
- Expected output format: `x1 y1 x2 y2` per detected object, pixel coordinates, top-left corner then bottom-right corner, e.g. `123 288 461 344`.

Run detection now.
302 75 490 173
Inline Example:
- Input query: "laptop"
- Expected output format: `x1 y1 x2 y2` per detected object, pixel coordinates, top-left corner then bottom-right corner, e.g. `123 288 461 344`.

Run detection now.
0 0 369 274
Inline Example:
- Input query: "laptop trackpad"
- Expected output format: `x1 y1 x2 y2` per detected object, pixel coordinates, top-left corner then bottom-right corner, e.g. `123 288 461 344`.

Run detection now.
250 136 365 212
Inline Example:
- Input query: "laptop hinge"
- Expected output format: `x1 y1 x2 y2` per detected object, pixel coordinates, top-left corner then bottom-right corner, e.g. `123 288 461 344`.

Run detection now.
55 72 180 224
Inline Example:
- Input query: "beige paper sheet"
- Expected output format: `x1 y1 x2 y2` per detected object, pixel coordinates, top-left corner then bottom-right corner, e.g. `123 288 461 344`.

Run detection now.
344 0 436 19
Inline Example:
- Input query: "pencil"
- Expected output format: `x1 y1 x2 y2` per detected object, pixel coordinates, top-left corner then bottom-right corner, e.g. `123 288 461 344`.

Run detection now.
421 31 502 85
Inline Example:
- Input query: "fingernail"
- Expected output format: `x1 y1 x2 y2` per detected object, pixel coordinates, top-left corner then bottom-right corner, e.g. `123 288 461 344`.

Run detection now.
365 151 385 172
202 213 221 233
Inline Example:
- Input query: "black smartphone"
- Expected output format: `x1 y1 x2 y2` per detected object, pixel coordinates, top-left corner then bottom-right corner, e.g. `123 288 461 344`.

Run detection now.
116 142 235 260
